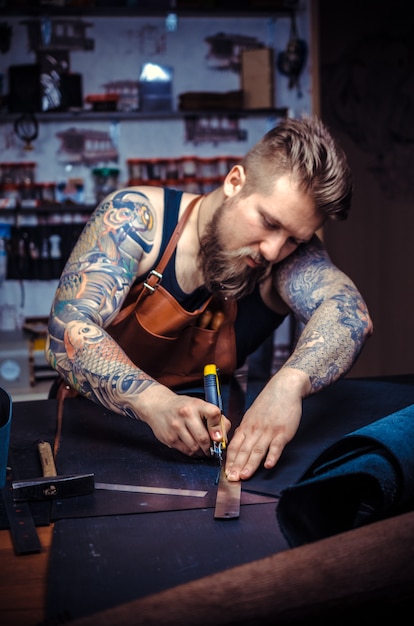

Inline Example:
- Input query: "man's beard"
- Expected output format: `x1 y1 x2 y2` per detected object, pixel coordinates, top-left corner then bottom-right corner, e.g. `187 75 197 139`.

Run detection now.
197 205 271 300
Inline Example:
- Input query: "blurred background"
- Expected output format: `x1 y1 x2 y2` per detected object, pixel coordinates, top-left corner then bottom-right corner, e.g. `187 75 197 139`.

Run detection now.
0 0 412 399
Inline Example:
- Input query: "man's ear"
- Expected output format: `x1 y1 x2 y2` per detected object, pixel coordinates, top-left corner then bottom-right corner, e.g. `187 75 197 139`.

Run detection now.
223 165 245 197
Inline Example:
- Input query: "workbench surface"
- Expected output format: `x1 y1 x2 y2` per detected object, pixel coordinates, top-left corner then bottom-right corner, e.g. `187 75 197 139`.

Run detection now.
1 374 414 625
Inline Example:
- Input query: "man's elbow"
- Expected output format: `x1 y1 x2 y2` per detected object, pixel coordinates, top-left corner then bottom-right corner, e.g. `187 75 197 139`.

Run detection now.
360 307 374 343
366 315 374 338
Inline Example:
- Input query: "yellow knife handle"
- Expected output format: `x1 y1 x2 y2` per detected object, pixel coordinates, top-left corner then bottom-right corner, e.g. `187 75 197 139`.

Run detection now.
204 364 227 446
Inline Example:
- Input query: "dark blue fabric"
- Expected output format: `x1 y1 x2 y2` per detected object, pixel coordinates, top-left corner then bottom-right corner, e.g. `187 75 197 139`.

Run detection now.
161 187 181 254
277 403 414 547
234 286 286 367
161 188 209 309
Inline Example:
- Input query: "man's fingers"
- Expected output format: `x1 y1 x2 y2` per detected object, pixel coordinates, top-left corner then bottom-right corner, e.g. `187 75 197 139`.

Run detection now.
224 430 252 480
225 432 285 481
263 440 285 469
205 409 230 443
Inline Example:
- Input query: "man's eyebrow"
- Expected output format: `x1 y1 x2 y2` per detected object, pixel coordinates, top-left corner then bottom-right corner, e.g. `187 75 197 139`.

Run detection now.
261 209 309 245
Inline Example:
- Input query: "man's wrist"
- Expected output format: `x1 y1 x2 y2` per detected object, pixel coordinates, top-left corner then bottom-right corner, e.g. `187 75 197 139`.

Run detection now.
274 365 312 398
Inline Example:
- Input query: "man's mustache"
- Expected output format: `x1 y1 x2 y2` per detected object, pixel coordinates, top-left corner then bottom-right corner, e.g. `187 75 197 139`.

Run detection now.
226 246 269 268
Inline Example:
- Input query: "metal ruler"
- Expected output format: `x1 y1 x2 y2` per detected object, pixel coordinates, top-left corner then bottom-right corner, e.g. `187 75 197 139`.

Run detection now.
204 364 242 520
95 483 207 497
214 467 241 519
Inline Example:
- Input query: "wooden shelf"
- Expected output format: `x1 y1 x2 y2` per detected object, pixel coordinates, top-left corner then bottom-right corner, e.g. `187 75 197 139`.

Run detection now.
0 108 289 123
0 2 296 19
0 203 94 216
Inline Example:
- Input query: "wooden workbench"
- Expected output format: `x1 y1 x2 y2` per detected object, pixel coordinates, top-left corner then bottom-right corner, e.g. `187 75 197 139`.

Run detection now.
0 525 52 626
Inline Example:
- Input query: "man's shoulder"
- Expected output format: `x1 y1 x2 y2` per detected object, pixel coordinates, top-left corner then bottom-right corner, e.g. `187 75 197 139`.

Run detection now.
110 185 166 207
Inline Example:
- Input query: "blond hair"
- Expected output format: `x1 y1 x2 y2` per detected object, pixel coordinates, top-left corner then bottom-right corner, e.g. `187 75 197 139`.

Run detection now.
240 115 352 221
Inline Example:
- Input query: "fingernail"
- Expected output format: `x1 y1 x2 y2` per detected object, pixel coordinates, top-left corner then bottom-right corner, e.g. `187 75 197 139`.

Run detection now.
213 431 221 440
227 470 237 481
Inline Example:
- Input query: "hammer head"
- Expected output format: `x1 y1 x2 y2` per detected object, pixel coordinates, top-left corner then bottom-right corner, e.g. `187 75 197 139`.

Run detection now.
12 473 95 501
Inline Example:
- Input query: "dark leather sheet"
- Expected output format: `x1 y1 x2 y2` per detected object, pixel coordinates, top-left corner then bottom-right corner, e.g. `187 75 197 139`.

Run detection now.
2 375 414 529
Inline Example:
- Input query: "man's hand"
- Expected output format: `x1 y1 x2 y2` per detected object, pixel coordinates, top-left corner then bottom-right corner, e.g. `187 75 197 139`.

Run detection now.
224 368 310 481
139 385 231 457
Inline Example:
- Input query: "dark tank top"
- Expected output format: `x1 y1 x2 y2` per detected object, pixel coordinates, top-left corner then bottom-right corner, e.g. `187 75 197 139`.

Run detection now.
160 188 287 368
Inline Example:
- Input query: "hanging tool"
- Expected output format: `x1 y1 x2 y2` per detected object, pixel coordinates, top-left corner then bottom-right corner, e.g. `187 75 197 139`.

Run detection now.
14 112 39 151
204 364 241 519
277 10 308 94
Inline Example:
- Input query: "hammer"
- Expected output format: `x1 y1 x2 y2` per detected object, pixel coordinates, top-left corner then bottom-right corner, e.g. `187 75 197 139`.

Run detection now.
12 441 94 501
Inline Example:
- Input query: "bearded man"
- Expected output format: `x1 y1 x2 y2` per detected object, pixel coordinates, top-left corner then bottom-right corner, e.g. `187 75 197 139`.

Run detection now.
46 115 373 481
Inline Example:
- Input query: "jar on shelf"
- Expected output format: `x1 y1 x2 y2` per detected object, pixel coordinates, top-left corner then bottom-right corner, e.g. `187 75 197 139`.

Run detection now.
183 178 201 194
92 167 120 203
217 156 231 177
2 163 13 185
166 159 179 179
127 158 147 182
0 183 19 208
56 178 85 205
38 182 56 204
0 162 35 186
197 157 219 179
146 159 163 181
20 162 36 186
18 183 40 208
180 156 197 179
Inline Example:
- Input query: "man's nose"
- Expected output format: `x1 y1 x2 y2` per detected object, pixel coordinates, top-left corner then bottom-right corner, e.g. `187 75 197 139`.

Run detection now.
259 234 286 262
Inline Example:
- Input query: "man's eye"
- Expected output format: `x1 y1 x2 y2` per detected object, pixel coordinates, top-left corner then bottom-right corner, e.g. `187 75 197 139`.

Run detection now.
263 216 277 229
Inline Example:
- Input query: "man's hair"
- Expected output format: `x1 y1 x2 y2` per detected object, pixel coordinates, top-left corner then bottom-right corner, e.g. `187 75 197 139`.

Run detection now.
240 115 352 221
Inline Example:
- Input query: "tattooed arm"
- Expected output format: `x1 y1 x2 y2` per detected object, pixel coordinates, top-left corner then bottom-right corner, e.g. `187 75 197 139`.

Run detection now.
45 189 227 457
225 235 373 481
277 235 373 389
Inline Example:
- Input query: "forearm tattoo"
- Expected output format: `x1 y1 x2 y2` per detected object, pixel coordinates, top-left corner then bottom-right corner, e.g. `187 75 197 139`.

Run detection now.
276 238 373 393
46 190 160 418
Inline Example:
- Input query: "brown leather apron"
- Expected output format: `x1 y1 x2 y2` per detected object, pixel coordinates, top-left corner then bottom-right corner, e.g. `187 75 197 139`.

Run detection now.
106 196 237 388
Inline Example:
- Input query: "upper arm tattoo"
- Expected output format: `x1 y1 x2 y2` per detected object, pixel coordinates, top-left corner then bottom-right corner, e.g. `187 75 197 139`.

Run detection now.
274 237 373 390
46 190 159 407
55 189 156 326
274 236 356 322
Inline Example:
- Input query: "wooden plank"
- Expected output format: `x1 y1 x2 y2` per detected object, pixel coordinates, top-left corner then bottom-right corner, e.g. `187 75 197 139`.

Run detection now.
0 525 52 626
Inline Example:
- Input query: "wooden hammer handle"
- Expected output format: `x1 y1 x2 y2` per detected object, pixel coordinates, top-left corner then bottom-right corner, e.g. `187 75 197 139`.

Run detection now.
38 441 57 477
